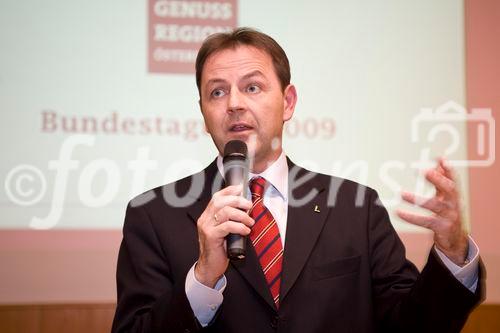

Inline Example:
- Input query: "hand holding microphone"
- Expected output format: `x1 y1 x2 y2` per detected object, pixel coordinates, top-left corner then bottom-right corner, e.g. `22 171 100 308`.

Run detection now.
194 140 252 287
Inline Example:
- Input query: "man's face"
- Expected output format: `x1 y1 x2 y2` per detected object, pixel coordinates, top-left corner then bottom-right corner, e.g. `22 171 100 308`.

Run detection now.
199 45 297 172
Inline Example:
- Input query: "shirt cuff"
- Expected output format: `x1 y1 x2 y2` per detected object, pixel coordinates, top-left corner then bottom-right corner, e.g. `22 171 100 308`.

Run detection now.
434 236 479 292
185 262 226 327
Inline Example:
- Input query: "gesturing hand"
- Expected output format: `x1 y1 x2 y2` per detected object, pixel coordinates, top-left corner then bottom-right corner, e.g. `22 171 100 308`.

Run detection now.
397 158 469 266
195 185 254 288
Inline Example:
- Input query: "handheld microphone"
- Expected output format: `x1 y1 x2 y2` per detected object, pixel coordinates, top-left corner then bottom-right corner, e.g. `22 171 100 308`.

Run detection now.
223 140 249 260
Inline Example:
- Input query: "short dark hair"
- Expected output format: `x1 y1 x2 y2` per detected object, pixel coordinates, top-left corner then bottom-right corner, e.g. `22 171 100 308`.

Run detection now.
195 27 291 95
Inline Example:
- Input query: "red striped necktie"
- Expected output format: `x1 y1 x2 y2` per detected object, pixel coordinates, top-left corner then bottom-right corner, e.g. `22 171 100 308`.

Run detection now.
249 176 283 308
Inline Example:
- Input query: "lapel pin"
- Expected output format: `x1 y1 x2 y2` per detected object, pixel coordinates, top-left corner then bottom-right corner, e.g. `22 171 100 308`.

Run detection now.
314 205 320 213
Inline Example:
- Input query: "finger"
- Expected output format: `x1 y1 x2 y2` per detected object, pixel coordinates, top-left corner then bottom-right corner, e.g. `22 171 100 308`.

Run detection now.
401 192 454 214
431 160 447 198
436 162 446 177
439 158 456 182
401 190 460 223
215 206 255 227
217 184 244 196
396 209 437 229
425 169 456 196
401 191 451 214
212 221 252 238
212 195 252 212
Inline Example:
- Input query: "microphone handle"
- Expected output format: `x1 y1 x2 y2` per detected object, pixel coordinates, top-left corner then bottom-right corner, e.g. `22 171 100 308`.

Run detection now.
224 157 248 260
227 234 246 260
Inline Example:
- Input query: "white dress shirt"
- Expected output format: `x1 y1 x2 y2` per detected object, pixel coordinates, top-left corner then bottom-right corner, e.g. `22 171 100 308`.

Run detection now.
185 153 479 326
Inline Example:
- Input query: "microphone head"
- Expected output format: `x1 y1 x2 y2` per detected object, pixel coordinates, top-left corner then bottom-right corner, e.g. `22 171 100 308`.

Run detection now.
223 140 247 160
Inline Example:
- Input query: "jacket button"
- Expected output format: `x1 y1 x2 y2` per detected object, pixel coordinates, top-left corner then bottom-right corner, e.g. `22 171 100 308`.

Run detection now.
270 316 279 329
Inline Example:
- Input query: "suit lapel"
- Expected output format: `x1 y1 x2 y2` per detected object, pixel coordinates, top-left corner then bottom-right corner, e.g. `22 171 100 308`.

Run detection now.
186 159 277 310
186 159 220 224
280 159 330 302
230 238 277 310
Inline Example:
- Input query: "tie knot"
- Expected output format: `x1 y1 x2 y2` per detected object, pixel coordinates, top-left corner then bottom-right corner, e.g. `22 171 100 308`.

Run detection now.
250 176 267 198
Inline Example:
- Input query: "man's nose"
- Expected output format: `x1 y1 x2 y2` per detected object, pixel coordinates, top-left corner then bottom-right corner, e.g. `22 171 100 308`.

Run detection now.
227 89 245 113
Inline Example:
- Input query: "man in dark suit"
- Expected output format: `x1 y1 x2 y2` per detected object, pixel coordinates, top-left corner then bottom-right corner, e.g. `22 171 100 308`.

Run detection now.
111 28 484 333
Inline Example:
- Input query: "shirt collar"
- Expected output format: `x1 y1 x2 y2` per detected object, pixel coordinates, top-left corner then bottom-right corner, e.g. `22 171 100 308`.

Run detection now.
216 151 288 201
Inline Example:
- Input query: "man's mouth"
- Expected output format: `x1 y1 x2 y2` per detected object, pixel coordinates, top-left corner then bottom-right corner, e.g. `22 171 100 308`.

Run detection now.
229 123 253 132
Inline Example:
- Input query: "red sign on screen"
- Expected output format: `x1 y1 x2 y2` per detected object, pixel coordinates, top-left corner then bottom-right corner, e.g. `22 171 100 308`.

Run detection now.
148 0 238 74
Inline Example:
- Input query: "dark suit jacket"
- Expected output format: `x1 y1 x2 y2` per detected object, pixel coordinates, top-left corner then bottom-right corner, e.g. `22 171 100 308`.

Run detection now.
111 158 484 333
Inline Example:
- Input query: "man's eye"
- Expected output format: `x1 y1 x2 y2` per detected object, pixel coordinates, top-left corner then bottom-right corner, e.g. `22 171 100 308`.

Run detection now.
246 85 261 93
211 89 226 98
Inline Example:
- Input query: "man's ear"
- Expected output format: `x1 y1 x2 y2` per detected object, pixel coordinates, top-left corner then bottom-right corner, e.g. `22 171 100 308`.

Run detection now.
283 84 297 122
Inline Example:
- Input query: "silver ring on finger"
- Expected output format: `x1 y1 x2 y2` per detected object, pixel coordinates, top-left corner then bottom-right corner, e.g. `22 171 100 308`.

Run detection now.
214 213 219 225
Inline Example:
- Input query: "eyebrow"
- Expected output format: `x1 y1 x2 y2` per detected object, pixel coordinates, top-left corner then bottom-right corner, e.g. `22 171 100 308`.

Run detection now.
205 70 266 87
241 70 265 81
205 78 227 87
